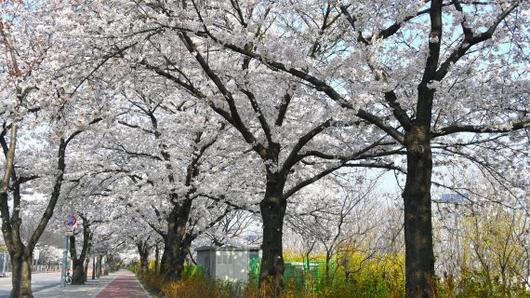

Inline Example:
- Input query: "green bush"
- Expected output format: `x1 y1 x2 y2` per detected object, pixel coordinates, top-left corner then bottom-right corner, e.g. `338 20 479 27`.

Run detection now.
134 259 529 298
436 268 530 298
282 251 405 298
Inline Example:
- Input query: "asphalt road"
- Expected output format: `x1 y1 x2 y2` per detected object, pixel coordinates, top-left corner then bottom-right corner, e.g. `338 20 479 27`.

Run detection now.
0 272 61 298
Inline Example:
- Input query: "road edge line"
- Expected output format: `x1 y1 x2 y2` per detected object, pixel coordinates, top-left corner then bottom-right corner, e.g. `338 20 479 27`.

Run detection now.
133 274 152 297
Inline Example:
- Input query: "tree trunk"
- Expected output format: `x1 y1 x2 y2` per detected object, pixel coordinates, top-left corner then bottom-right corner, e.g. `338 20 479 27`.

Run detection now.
324 251 331 285
68 224 91 285
139 254 148 273
84 258 89 282
103 256 108 276
160 231 189 280
138 244 149 274
92 256 96 280
10 254 33 298
160 199 193 281
97 255 102 278
161 239 189 280
71 259 85 285
259 175 287 294
403 126 435 297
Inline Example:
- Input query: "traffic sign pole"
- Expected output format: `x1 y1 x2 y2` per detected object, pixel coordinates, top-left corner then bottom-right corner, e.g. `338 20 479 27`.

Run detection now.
62 213 77 287
61 235 68 287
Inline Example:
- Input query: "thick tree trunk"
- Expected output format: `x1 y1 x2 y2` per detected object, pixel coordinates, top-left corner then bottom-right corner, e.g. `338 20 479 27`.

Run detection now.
160 232 188 280
161 239 189 280
160 199 193 281
10 254 33 298
71 259 85 285
259 175 287 294
403 126 435 298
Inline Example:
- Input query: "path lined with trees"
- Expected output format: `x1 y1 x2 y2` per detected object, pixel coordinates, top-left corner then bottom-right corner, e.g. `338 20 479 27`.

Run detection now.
0 1 528 297
95 272 149 298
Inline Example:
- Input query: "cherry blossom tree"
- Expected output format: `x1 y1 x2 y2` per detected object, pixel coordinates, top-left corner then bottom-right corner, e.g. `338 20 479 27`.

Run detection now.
58 179 122 285
3 1 524 297
0 98 104 297
63 2 406 290
84 75 260 280
0 1 109 296
166 1 529 295
67 214 92 284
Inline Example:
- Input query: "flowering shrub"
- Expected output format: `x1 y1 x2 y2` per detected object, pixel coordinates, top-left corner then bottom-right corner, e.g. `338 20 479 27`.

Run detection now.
135 256 529 298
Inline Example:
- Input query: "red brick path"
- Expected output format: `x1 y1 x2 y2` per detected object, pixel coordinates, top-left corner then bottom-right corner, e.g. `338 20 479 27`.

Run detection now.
96 272 149 298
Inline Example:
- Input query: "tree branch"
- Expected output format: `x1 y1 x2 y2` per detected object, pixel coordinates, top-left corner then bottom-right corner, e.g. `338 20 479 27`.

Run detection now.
432 118 530 138
434 1 520 81
284 161 403 199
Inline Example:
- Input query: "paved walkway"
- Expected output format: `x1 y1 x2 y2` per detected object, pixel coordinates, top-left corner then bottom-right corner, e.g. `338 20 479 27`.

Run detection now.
27 270 149 298
95 271 149 298
33 272 115 298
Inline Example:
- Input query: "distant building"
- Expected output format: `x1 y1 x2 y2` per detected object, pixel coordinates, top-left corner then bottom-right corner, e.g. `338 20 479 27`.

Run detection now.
437 193 469 204
195 246 260 282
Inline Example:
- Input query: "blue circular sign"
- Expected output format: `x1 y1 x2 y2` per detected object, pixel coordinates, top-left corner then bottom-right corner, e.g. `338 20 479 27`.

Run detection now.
65 214 77 228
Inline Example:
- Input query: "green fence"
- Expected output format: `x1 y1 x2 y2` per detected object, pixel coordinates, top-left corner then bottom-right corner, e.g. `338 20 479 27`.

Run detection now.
284 261 325 292
248 258 330 292
249 256 260 284
184 264 205 278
